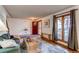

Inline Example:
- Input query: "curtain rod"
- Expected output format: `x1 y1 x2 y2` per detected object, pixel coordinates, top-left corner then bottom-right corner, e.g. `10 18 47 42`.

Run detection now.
55 9 78 16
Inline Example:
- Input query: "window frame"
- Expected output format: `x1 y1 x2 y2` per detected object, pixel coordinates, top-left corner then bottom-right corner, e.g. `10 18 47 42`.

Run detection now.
55 14 70 43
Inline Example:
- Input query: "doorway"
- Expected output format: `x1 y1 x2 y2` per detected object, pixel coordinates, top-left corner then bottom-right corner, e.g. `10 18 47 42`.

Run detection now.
32 20 42 35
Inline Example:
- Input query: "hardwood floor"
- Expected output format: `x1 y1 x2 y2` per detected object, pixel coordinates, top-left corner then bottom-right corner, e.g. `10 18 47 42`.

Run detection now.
41 37 79 53
20 35 79 53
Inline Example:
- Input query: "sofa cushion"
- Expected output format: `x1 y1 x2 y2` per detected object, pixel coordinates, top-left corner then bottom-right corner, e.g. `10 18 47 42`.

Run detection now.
0 36 4 41
0 40 18 48
1 33 10 39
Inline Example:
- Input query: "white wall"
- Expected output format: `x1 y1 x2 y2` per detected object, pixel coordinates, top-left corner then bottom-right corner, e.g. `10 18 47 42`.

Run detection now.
41 5 79 49
7 18 32 35
0 6 8 36
40 15 53 39
41 15 53 34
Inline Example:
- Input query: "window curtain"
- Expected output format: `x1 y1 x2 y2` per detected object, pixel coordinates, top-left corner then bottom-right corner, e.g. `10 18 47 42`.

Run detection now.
68 10 78 51
6 19 10 38
52 15 57 40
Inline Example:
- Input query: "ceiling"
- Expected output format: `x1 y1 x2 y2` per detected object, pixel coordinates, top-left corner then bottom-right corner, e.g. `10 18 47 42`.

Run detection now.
4 5 74 19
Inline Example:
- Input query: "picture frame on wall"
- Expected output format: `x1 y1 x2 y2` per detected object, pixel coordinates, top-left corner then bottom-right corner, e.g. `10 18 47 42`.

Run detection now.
44 19 50 28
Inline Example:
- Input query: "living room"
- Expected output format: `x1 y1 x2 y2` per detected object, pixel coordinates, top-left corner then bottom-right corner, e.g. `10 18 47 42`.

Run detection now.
0 5 79 53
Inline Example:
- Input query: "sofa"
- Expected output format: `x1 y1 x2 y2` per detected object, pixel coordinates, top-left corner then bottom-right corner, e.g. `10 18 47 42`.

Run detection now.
0 33 20 53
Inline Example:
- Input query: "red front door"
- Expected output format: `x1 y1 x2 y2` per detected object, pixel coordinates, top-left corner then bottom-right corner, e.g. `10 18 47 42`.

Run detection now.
32 21 38 35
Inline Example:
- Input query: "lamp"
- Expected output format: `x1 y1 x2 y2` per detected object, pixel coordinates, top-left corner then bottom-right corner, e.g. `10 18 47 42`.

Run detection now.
0 19 8 31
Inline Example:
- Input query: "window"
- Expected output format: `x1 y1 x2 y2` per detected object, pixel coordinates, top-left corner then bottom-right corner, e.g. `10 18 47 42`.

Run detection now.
56 14 70 43
64 15 70 42
57 17 62 40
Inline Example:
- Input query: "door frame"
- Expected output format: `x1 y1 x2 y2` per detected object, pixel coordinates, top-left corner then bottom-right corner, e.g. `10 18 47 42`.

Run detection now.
37 20 42 35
